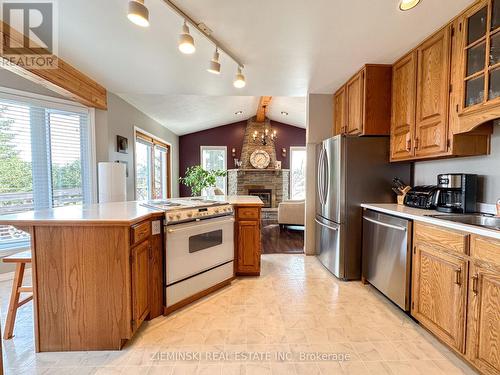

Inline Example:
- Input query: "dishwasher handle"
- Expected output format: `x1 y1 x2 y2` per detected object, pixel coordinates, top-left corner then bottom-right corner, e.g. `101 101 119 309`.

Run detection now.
363 216 407 232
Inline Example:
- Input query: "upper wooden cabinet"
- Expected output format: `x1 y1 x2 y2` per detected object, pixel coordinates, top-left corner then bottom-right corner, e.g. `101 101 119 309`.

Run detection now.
391 16 492 162
333 87 346 135
454 0 500 132
333 65 392 136
391 52 417 160
415 27 452 157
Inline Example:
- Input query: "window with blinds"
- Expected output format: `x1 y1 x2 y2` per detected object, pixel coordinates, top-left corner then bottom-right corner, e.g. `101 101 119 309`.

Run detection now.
135 131 171 200
0 92 92 251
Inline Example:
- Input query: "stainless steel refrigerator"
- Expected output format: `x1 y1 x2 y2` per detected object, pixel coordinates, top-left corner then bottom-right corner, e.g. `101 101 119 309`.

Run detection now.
315 135 411 280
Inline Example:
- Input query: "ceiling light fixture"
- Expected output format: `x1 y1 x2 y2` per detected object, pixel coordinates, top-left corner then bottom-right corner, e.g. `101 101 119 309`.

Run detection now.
207 47 221 74
178 21 195 54
399 0 421 11
281 111 289 116
159 0 246 84
235 111 243 115
234 66 246 88
127 0 150 27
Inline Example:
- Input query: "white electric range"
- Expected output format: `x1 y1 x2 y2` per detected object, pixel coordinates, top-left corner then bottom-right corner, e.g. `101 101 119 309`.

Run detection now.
142 198 235 309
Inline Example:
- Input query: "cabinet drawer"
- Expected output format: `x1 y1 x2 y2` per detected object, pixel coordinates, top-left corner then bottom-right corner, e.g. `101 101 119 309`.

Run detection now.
131 221 151 246
414 222 468 255
471 235 500 268
237 207 259 220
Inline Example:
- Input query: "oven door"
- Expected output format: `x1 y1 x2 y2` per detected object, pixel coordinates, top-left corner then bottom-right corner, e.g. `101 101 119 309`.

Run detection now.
165 216 235 285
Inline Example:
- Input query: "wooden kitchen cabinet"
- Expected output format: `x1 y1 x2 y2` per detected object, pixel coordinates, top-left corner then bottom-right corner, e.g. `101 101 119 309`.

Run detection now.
466 235 500 375
414 26 451 158
412 222 468 353
391 52 417 160
346 71 364 135
390 17 492 162
452 0 500 133
333 86 346 135
333 64 392 136
131 239 150 332
235 206 261 276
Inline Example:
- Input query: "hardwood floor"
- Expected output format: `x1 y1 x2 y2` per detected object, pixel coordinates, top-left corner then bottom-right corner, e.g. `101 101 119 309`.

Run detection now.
261 223 304 254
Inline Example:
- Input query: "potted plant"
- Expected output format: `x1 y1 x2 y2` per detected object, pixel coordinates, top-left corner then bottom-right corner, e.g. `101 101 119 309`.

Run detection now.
179 165 227 197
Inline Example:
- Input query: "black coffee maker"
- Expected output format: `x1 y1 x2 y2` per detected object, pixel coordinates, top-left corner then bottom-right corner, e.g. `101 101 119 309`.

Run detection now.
436 174 477 213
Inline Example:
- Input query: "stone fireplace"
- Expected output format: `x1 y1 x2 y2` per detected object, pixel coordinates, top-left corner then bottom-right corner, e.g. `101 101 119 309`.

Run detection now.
227 117 290 209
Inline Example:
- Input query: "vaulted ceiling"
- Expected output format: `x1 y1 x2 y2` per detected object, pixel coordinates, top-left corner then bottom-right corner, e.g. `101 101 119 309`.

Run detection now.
56 0 473 134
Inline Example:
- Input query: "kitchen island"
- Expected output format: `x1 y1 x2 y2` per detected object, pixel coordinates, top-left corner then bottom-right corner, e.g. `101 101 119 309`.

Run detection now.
0 196 263 352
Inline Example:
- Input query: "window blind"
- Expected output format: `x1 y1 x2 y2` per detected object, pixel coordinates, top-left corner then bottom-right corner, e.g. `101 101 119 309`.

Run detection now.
0 93 91 251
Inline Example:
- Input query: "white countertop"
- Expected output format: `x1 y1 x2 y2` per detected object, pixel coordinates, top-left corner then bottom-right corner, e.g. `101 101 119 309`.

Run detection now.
0 196 263 226
361 203 500 240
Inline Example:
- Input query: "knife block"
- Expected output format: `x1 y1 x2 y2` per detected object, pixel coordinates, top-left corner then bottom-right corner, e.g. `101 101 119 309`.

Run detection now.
397 186 412 205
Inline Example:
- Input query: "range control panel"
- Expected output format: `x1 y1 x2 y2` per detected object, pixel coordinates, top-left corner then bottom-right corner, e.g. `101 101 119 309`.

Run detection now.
166 204 234 225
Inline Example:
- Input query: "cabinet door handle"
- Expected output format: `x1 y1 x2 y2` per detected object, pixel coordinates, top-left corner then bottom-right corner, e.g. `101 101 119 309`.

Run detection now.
472 274 479 295
406 139 412 152
414 138 420 150
454 268 462 286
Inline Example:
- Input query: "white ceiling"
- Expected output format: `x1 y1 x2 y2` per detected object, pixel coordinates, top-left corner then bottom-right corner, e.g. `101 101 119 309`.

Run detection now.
118 95 306 135
56 0 474 134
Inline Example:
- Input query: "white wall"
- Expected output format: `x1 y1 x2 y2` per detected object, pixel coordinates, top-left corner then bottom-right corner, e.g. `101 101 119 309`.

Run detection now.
304 94 334 255
414 125 500 205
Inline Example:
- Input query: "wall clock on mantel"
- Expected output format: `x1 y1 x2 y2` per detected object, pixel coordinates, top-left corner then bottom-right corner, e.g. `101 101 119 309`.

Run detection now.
250 150 271 169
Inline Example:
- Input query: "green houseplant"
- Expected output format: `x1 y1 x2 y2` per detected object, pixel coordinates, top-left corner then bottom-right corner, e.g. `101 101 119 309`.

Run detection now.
179 165 227 197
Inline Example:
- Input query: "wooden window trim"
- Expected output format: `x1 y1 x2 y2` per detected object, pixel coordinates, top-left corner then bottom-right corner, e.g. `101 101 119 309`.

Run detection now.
135 130 171 199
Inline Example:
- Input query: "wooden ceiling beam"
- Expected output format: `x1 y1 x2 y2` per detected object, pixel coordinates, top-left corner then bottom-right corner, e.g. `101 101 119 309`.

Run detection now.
0 21 107 110
256 96 272 122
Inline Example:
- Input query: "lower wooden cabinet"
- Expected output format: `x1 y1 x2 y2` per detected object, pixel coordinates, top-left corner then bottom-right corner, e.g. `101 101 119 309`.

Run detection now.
235 206 261 275
466 236 500 375
412 243 468 352
412 225 500 375
131 239 150 332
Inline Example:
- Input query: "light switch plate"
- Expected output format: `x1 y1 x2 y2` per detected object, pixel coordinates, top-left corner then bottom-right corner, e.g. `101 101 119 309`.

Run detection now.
152 220 161 235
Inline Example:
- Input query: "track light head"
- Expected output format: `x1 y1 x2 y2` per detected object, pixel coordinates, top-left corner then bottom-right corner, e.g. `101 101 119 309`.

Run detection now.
399 0 421 11
178 22 196 54
207 48 221 74
127 0 150 27
233 66 246 88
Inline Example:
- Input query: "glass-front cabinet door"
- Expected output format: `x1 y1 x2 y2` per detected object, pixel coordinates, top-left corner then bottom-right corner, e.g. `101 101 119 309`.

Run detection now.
463 0 500 109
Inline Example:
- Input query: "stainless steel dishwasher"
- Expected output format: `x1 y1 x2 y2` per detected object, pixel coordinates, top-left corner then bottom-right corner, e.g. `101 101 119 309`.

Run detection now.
362 209 412 311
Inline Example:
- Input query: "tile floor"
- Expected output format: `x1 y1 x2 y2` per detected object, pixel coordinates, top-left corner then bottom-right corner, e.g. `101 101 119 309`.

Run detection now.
0 255 478 374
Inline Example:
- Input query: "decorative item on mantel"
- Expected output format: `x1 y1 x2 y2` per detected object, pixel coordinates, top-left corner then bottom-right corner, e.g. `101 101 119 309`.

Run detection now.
275 161 282 170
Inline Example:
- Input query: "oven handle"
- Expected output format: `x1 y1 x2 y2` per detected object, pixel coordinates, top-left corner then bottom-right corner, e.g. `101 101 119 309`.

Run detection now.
166 217 235 234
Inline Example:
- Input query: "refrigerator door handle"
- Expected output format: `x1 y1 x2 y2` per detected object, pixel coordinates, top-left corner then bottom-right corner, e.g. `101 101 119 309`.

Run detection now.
317 147 325 205
322 147 329 203
363 216 407 232
315 218 339 231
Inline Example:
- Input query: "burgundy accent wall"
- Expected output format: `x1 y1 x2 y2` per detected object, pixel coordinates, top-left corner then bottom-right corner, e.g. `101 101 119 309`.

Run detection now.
179 120 306 197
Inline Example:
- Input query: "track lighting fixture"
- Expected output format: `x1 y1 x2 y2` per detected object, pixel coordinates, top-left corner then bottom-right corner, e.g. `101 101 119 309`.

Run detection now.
127 0 150 27
178 21 196 54
207 48 221 74
399 0 421 11
233 66 246 88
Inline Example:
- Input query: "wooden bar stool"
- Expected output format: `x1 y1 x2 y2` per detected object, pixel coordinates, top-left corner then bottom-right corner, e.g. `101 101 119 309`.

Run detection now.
2 251 33 340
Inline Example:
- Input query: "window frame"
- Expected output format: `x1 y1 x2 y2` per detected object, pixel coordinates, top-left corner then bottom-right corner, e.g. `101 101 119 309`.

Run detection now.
289 146 307 200
200 145 227 194
0 86 97 252
134 127 172 200
0 86 97 204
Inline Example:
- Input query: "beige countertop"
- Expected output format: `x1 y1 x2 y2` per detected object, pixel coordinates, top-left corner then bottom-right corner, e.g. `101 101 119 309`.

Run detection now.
0 196 263 226
361 203 500 240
